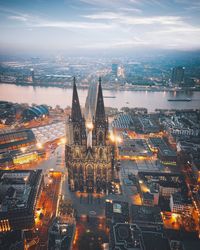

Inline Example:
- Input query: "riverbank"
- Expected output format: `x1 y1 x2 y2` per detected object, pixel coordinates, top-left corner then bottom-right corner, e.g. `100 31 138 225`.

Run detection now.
1 81 199 92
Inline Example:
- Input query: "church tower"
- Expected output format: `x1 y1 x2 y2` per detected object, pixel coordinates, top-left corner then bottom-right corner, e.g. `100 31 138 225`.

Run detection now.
66 77 114 193
71 77 86 146
93 77 108 146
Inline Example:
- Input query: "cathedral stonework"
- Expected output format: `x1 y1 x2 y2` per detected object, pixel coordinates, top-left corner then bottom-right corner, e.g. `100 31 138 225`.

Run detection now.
65 78 114 193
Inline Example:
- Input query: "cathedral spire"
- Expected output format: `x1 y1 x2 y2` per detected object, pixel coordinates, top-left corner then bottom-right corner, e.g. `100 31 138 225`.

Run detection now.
71 77 82 122
95 77 105 121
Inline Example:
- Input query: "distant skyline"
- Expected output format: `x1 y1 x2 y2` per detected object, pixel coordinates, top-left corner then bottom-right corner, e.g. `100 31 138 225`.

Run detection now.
0 0 200 55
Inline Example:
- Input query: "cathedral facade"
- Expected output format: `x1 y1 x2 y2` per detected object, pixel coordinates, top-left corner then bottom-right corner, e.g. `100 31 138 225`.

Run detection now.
65 78 114 193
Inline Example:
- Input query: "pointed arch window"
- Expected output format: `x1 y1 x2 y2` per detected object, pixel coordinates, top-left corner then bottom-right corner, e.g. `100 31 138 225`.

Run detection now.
74 131 79 141
98 131 104 145
99 148 103 159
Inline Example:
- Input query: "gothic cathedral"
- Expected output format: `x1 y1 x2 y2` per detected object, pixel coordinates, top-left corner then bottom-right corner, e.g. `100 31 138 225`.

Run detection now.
65 77 114 193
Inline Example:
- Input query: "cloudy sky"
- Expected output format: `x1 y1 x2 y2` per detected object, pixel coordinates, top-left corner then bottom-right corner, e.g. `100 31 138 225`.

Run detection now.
0 0 199 54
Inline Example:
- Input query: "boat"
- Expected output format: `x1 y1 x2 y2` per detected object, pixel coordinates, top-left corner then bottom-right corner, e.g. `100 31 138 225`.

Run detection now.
168 98 192 102
103 95 116 98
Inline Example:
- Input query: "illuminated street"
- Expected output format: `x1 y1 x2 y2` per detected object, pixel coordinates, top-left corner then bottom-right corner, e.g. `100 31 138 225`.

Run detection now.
34 171 62 249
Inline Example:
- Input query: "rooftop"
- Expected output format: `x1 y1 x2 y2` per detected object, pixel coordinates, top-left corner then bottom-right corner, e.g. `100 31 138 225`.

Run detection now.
105 200 129 224
0 129 36 152
0 169 43 231
131 205 163 225
110 223 145 250
119 139 152 157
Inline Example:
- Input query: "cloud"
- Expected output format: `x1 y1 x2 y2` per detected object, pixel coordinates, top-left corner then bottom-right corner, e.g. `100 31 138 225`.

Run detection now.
119 7 142 13
2 9 113 30
84 12 184 26
79 0 142 10
8 15 28 22
34 20 112 29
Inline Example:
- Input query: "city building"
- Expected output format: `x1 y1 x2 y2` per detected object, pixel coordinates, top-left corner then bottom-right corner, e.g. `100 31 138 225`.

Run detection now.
0 230 25 250
170 240 185 250
109 223 145 250
65 78 114 193
22 105 49 121
118 139 153 159
0 129 36 153
0 101 22 125
157 147 177 166
171 67 184 85
183 76 195 87
138 172 187 199
131 204 170 250
105 200 129 225
148 137 177 166
0 170 43 231
141 191 154 206
140 224 171 250
11 150 38 165
138 115 160 134
111 63 118 77
131 205 163 227
130 206 170 250
48 217 75 250
0 150 40 169
0 152 13 169
111 113 134 130
109 222 171 250
30 68 35 83
170 192 193 214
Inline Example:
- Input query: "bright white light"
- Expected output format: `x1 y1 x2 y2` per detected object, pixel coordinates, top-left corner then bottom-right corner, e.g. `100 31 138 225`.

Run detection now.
36 142 43 149
20 147 26 153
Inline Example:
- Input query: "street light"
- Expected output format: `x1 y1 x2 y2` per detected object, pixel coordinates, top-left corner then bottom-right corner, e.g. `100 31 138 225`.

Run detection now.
60 137 66 144
20 147 26 153
109 132 122 144
36 142 43 149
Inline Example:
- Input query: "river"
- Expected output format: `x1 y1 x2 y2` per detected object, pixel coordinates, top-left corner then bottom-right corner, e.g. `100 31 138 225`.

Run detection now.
0 83 200 112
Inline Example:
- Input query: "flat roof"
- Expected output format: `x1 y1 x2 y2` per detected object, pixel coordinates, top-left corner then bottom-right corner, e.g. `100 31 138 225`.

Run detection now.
110 223 145 250
131 205 163 225
138 172 187 191
0 170 42 222
119 139 152 157
105 200 129 223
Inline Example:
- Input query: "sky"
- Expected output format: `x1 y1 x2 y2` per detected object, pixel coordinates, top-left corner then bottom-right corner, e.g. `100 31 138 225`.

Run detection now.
0 0 200 55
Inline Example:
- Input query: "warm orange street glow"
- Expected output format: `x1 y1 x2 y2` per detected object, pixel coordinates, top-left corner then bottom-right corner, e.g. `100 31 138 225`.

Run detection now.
86 121 94 130
60 137 66 144
36 142 43 149
109 131 122 144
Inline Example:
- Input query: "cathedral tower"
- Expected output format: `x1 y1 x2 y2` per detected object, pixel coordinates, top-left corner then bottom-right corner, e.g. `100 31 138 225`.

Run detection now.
70 77 86 146
65 77 114 193
93 77 108 146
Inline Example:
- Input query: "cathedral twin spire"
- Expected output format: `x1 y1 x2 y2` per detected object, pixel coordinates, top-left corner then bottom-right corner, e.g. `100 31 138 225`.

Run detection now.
71 77 82 122
71 77 105 123
95 77 106 122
